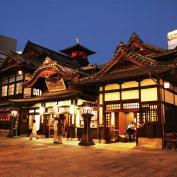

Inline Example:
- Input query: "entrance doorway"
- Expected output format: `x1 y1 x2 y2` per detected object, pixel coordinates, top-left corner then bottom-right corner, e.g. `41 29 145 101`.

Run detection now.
105 111 137 143
119 112 134 136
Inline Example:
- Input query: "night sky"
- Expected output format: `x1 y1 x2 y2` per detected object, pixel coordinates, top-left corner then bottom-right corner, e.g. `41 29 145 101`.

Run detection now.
0 0 177 64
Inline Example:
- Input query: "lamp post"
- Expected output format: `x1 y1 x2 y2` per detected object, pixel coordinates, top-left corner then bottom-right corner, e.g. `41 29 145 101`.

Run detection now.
79 103 95 146
8 109 18 137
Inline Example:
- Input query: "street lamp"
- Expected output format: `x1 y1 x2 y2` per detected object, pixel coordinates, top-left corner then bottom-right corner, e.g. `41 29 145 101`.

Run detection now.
164 81 170 89
11 110 18 118
79 102 95 146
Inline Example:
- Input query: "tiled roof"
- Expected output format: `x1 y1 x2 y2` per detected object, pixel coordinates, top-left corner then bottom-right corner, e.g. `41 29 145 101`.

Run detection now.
78 40 177 84
23 41 85 68
60 43 95 55
127 32 168 53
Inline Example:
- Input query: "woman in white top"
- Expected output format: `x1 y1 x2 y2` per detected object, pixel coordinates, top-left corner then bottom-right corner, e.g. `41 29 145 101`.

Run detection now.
29 119 38 140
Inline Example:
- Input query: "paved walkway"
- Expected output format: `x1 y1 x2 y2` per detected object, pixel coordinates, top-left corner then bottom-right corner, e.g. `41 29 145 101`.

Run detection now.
0 137 177 177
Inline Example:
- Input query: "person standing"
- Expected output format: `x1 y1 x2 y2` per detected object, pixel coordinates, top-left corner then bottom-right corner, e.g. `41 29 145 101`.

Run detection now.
58 117 63 144
53 117 59 143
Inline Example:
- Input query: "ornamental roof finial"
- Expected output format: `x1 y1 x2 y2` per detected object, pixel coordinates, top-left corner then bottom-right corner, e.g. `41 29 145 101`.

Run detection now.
75 38 80 44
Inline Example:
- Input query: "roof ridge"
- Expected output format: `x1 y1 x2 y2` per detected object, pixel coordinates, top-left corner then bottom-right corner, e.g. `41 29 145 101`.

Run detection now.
128 32 168 53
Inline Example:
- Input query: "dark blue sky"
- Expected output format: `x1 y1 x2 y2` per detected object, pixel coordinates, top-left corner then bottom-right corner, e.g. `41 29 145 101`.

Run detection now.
0 0 177 64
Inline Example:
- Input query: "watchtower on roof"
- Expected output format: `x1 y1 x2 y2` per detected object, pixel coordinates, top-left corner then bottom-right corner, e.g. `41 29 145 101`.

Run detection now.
60 40 95 67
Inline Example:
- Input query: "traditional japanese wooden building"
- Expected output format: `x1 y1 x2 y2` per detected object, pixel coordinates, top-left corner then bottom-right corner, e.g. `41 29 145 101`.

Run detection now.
0 41 98 137
1 33 177 148
78 33 177 148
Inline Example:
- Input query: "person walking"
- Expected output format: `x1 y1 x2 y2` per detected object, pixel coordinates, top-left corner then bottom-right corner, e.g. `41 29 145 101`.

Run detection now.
29 119 38 140
53 117 59 143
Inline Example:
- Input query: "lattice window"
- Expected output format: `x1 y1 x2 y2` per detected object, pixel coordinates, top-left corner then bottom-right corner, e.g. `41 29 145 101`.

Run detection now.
1 74 24 96
123 102 139 109
33 88 42 96
105 113 111 127
106 104 121 110
16 82 22 94
142 104 158 122
8 84 15 95
2 85 8 96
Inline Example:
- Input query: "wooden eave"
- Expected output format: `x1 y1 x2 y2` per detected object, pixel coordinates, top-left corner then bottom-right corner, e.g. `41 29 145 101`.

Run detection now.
0 52 24 72
9 89 96 105
78 54 177 85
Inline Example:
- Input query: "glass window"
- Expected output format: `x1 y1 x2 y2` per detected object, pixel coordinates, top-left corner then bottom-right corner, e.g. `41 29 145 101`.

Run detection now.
16 82 22 94
33 88 42 96
8 84 15 95
142 104 158 122
2 85 8 96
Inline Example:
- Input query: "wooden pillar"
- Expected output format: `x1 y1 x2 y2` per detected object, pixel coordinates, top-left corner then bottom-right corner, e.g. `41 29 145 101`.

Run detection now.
157 79 165 148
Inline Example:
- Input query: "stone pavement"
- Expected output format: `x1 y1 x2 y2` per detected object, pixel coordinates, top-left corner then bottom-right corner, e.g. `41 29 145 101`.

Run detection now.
0 137 177 177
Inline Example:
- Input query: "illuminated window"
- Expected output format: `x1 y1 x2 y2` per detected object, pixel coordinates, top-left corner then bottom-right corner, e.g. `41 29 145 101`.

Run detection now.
142 104 158 122
16 82 22 94
123 103 139 109
8 84 15 95
2 86 8 96
105 113 111 127
106 104 121 110
1 74 24 96
33 88 42 96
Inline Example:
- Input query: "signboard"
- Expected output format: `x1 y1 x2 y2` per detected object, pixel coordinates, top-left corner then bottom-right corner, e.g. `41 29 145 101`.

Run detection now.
46 77 66 92
168 30 177 49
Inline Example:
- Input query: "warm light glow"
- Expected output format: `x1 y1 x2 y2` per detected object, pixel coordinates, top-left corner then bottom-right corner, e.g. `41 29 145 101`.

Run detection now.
99 107 103 124
111 112 115 125
70 105 75 114
11 110 18 117
164 82 170 89
39 107 45 115
18 70 23 75
105 92 120 101
141 88 157 101
81 104 93 114
105 83 120 90
122 90 139 100
53 102 58 112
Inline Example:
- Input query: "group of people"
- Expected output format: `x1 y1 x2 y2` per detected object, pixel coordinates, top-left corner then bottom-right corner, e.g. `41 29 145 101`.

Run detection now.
29 116 65 144
125 122 136 142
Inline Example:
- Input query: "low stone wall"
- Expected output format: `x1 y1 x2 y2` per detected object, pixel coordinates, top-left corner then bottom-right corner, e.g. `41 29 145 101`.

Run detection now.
138 138 162 149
